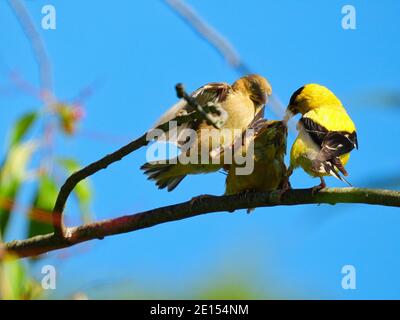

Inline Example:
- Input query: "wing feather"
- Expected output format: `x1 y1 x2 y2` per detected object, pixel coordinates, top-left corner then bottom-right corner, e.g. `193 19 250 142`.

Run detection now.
300 117 357 179
152 82 231 147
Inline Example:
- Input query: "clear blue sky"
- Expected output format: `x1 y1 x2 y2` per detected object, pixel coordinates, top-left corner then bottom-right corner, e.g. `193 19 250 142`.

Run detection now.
1 0 400 299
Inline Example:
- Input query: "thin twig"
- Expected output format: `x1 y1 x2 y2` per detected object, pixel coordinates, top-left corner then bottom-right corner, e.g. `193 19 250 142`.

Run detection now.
8 0 54 102
163 0 288 120
52 83 223 237
6 187 400 258
164 0 251 74
7 0 61 178
175 83 228 129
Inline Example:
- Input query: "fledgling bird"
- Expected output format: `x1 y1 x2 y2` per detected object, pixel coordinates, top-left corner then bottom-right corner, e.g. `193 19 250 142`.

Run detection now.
141 74 272 191
224 119 288 197
285 84 358 191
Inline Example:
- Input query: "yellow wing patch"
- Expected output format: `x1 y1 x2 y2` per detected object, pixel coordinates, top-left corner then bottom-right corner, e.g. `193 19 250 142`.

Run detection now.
303 106 356 133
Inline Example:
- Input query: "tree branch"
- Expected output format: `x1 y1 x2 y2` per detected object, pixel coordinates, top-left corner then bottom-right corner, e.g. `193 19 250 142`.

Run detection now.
5 187 400 258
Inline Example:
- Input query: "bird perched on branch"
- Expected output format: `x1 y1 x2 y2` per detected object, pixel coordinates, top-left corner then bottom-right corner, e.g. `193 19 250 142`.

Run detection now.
224 119 288 203
285 84 358 191
141 74 272 191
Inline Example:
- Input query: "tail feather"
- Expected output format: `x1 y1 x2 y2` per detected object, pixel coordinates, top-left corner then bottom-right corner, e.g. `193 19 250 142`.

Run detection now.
141 162 186 191
331 157 348 176
330 164 352 187
332 167 353 187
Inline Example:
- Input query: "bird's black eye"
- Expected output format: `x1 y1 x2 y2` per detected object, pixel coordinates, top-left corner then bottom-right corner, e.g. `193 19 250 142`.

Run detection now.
289 86 304 106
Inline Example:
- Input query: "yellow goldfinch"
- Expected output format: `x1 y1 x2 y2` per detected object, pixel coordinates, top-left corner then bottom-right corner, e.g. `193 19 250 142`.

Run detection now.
225 119 288 196
142 74 272 191
285 84 358 190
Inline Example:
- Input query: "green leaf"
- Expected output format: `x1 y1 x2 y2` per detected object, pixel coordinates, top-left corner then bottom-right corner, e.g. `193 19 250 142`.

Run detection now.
0 257 42 299
1 141 37 183
0 181 19 238
27 174 58 238
0 142 37 237
9 112 38 148
58 158 93 223
0 111 39 237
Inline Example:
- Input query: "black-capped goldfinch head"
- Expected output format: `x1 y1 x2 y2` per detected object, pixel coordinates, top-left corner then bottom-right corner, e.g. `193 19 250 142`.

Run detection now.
233 74 272 108
285 84 342 120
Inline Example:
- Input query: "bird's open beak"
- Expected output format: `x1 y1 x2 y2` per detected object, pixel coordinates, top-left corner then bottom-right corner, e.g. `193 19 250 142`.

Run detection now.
263 93 269 105
283 106 295 123
257 93 268 105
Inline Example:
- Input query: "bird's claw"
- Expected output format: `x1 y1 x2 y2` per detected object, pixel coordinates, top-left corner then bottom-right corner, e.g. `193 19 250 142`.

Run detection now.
311 186 322 196
190 194 213 206
280 176 292 192
310 177 326 196
311 184 326 196
238 189 257 198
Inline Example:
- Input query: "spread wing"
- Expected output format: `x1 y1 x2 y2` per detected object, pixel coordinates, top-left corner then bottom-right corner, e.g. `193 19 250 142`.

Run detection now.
299 117 358 183
153 82 231 148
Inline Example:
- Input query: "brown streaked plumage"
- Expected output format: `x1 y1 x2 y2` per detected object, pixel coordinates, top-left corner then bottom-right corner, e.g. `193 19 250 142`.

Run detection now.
225 119 288 196
141 74 272 191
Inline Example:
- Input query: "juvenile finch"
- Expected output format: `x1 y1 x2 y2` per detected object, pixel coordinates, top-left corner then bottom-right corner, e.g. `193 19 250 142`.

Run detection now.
225 119 288 197
142 74 272 191
285 84 358 191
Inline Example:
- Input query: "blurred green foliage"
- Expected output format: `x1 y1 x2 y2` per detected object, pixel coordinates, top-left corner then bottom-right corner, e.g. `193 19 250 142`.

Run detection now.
0 256 42 300
27 174 58 239
0 101 92 299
